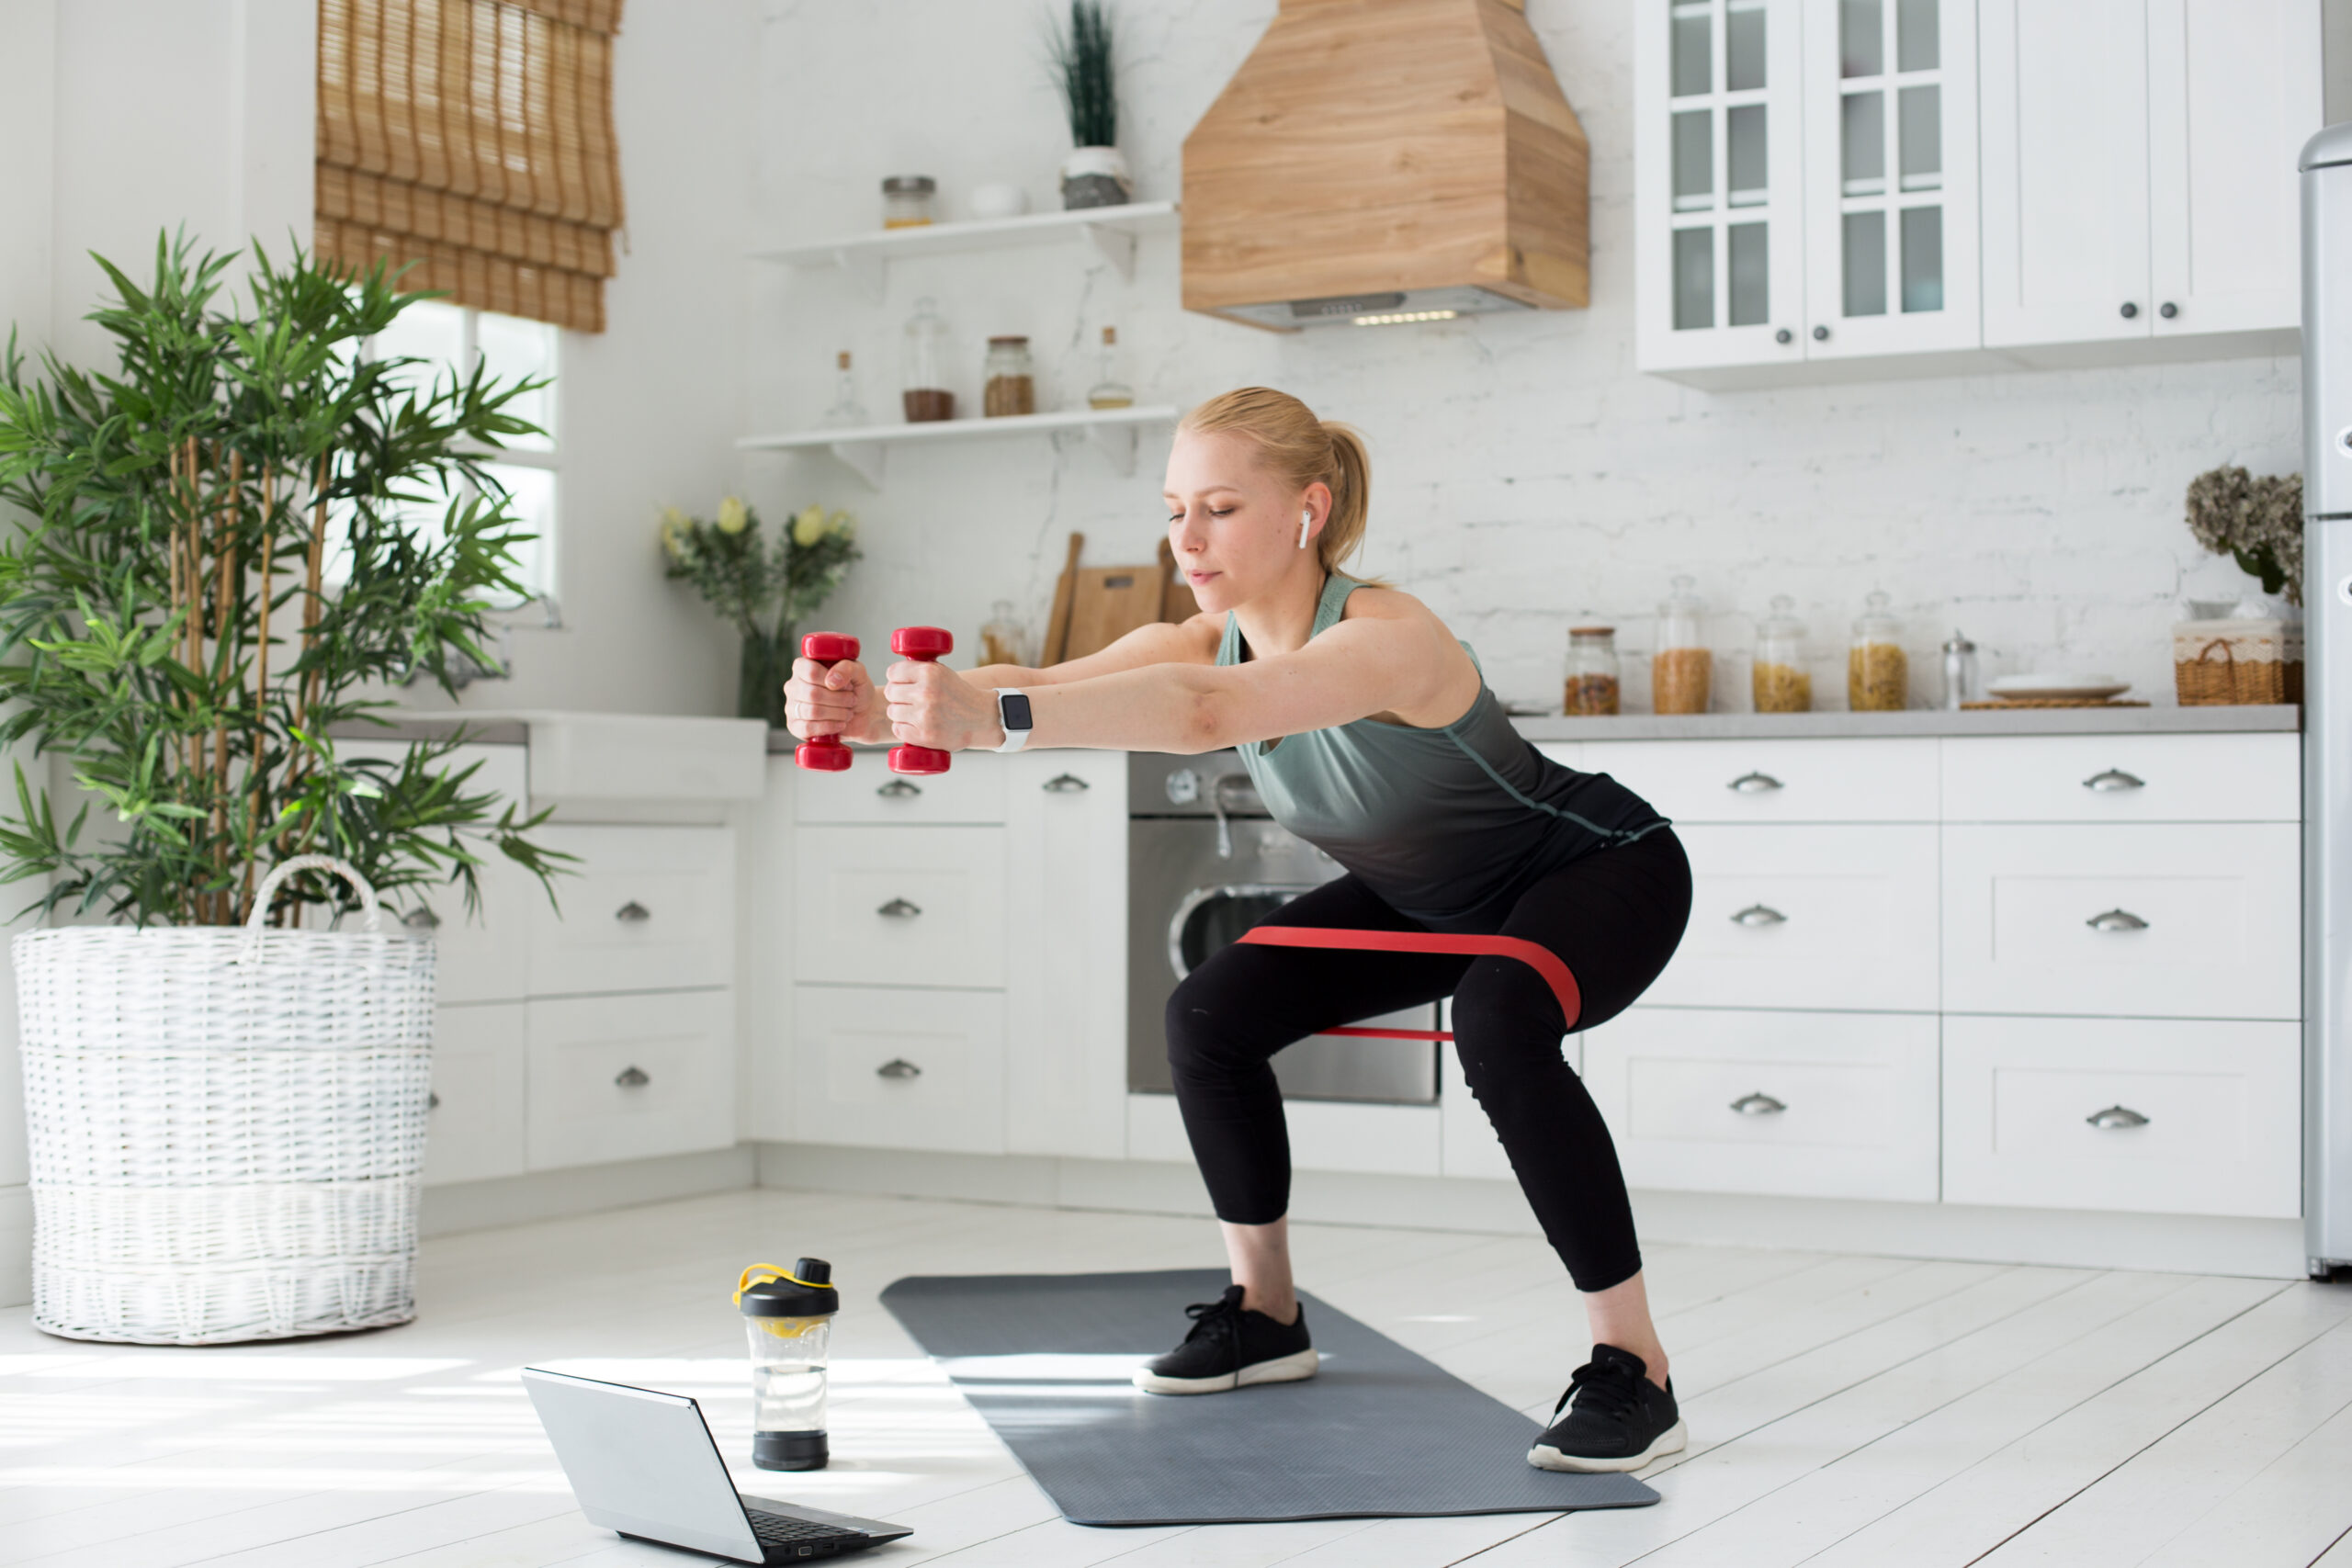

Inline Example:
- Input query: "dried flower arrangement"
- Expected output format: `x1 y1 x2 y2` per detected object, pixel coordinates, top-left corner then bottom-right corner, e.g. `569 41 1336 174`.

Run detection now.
2185 465 2304 605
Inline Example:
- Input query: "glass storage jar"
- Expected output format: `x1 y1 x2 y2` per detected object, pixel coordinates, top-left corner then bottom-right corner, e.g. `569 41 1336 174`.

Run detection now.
1848 590 1908 711
901 298 954 423
1087 325 1134 409
979 600 1027 667
1653 574 1712 714
982 336 1036 417
1752 594 1811 712
1564 626 1621 716
881 175 936 229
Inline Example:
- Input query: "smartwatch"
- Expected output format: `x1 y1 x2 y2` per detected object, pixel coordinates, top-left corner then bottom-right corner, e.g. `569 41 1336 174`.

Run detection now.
994 689 1034 753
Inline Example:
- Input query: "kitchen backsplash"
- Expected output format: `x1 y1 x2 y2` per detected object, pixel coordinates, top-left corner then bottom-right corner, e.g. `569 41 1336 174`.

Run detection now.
742 0 2300 711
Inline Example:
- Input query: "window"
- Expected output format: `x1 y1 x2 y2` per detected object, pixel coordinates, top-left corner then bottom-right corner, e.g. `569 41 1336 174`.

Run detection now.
364 299 560 607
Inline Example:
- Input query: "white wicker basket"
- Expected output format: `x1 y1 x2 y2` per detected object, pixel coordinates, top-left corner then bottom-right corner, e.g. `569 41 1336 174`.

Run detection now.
15 856 436 1344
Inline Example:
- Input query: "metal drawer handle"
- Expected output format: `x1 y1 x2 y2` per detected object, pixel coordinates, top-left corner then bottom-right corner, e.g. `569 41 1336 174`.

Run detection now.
1732 904 1788 927
2086 908 2149 932
877 778 922 799
877 897 922 919
2086 1104 2149 1130
615 1066 650 1089
403 907 441 931
1044 773 1091 794
1728 772 1783 794
1730 1092 1787 1115
876 1058 922 1080
616 900 650 923
2083 769 2145 792
427 1090 441 1111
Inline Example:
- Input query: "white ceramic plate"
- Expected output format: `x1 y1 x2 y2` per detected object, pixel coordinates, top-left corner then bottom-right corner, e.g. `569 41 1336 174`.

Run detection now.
1986 673 2130 702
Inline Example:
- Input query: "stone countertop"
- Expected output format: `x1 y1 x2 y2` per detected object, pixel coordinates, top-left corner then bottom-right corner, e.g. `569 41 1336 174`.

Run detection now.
1508 705 2301 742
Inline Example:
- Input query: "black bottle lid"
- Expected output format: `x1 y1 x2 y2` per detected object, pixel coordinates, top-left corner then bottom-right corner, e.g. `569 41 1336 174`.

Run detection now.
737 1258 839 1318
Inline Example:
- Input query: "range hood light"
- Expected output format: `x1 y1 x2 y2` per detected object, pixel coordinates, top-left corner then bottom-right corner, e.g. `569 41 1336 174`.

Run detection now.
1353 310 1459 327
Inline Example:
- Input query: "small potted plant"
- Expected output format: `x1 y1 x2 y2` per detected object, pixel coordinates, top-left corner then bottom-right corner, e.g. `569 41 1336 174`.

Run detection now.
2177 465 2305 705
1050 1 1130 209
662 498 861 728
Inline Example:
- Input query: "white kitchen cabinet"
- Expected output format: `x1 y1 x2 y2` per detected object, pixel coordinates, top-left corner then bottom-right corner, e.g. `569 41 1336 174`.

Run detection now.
1651 823 1940 1011
1585 736 1938 822
793 984 1006 1155
1940 732 2300 822
1941 822 2300 1020
1942 1014 2300 1217
1799 0 1980 358
792 825 1007 991
793 758 1007 827
528 825 735 997
1003 752 1129 1160
527 988 737 1170
1586 1007 1941 1201
423 1002 527 1187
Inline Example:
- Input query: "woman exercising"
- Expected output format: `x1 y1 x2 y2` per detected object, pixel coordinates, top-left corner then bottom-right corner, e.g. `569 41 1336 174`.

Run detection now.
783 387 1691 1474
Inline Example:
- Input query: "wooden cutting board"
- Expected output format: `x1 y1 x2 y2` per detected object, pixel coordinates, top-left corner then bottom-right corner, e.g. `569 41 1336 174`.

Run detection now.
1062 563 1167 661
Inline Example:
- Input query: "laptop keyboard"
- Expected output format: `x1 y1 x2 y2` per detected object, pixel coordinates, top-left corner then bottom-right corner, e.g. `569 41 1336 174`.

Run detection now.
746 1508 859 1556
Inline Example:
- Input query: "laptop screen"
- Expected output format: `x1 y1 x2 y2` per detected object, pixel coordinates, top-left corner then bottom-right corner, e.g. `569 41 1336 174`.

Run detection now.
523 1368 762 1562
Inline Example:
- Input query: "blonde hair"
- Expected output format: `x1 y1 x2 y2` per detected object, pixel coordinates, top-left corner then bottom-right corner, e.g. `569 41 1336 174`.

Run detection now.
1180 387 1373 575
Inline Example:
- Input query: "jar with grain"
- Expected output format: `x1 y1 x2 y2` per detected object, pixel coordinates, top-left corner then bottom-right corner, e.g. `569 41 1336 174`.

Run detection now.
1653 575 1712 714
881 175 936 229
982 336 1036 417
1752 594 1811 713
1848 590 1907 711
901 298 954 423
1564 626 1621 716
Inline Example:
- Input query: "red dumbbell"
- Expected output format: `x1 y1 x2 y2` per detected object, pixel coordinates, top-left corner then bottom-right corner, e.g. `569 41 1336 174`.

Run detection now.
794 632 861 773
888 626 955 776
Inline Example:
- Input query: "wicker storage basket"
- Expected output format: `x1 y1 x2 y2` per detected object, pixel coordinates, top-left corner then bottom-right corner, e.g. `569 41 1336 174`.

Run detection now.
15 856 435 1344
2173 616 2304 706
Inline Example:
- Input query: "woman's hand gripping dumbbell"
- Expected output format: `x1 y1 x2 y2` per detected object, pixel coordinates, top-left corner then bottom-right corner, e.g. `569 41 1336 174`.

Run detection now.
786 626 988 773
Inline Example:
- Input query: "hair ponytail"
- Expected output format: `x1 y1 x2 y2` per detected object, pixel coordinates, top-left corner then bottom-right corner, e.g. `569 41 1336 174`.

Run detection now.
1180 388 1377 576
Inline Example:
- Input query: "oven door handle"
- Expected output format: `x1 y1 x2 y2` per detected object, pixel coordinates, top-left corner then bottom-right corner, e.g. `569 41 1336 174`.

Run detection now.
1166 882 1318 984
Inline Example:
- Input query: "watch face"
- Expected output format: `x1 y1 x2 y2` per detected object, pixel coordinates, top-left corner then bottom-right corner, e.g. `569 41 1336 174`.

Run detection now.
1001 692 1034 730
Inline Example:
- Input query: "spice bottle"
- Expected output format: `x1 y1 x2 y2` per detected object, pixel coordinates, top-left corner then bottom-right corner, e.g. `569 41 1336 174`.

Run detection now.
1653 575 1712 715
901 298 954 423
1753 595 1811 713
1848 591 1908 711
1088 326 1134 409
881 175 936 229
982 336 1036 418
1564 626 1621 716
1939 629 1979 709
822 350 868 429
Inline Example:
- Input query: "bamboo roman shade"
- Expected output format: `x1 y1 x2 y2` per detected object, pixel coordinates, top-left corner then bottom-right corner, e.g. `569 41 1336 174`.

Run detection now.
316 0 626 333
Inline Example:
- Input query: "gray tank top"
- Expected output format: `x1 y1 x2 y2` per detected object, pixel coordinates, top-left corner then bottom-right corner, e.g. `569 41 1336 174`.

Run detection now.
1222 574 1668 930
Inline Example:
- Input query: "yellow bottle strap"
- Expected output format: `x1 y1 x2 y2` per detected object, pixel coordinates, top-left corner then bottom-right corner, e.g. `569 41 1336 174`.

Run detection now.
734 1262 830 1305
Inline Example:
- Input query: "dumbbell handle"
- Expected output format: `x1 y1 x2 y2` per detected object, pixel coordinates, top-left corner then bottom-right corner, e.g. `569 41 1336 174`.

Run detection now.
794 632 860 773
888 626 955 776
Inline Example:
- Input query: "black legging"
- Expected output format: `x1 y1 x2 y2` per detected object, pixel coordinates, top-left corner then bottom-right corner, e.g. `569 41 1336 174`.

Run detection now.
1165 829 1691 1293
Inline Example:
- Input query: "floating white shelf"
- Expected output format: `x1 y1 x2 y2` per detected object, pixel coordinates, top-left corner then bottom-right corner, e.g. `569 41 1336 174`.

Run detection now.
750 201 1179 299
738 404 1178 490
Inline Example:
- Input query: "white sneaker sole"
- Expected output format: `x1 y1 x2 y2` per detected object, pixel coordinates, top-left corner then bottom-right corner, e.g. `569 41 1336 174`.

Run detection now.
1527 1417 1688 1473
1131 1347 1320 1395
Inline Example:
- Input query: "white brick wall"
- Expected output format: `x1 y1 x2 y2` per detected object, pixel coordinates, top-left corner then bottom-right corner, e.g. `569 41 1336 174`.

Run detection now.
742 0 2301 712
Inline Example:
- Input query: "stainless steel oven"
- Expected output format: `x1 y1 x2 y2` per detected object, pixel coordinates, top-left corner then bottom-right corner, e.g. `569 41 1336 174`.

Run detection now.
1127 751 1439 1104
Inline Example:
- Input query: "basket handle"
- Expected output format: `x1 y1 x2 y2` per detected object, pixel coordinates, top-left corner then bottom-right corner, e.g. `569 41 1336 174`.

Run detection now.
235 854 389 964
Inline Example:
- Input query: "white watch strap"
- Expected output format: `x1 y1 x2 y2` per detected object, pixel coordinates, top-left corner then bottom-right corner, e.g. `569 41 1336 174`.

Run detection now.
995 688 1032 753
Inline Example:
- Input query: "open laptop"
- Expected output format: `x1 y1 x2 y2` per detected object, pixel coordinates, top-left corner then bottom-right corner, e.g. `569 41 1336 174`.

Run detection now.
522 1367 911 1562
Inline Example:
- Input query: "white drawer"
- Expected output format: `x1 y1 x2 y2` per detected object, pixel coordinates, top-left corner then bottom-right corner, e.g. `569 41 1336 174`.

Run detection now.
342 742 532 1004
1582 739 1939 823
526 989 735 1171
1942 1015 2300 1218
529 826 734 997
1941 733 2299 822
794 755 1007 825
793 985 1005 1155
793 826 1005 990
1942 824 2299 1019
423 1002 526 1187
1585 1008 1939 1201
1647 825 1939 1011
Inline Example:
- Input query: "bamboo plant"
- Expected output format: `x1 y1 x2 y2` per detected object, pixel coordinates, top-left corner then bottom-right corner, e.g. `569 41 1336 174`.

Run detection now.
0 232 566 927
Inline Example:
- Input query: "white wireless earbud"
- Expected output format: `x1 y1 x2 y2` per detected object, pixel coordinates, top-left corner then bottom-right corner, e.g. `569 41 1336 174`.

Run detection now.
1298 510 1312 550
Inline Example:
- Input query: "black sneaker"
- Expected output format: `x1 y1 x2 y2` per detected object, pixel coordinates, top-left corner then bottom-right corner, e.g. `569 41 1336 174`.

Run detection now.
1528 1344 1688 1472
1131 1284 1319 1394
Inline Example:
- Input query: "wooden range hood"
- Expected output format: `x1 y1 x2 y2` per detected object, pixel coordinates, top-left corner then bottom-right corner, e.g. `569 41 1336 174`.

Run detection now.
1182 0 1589 331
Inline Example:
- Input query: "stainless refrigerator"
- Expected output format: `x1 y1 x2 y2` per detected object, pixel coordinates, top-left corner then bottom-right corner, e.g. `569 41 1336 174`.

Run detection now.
2303 120 2352 1280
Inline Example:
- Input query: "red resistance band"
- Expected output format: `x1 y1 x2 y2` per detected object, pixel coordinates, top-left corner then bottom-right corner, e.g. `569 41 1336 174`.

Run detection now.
1233 927 1583 1041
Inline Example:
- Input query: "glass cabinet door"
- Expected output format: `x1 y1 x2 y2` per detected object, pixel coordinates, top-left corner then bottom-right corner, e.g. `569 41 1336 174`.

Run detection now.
1801 0 1980 356
1636 0 1807 372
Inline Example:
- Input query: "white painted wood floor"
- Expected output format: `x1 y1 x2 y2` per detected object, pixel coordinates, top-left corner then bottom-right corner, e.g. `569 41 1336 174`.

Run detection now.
3 1188 2349 1568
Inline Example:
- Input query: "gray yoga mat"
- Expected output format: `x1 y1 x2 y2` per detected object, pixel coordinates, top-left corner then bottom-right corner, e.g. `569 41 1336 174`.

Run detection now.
879 1268 1659 1527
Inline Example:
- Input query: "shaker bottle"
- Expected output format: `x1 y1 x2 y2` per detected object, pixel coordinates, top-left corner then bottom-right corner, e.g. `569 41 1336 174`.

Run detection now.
737 1258 840 1471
